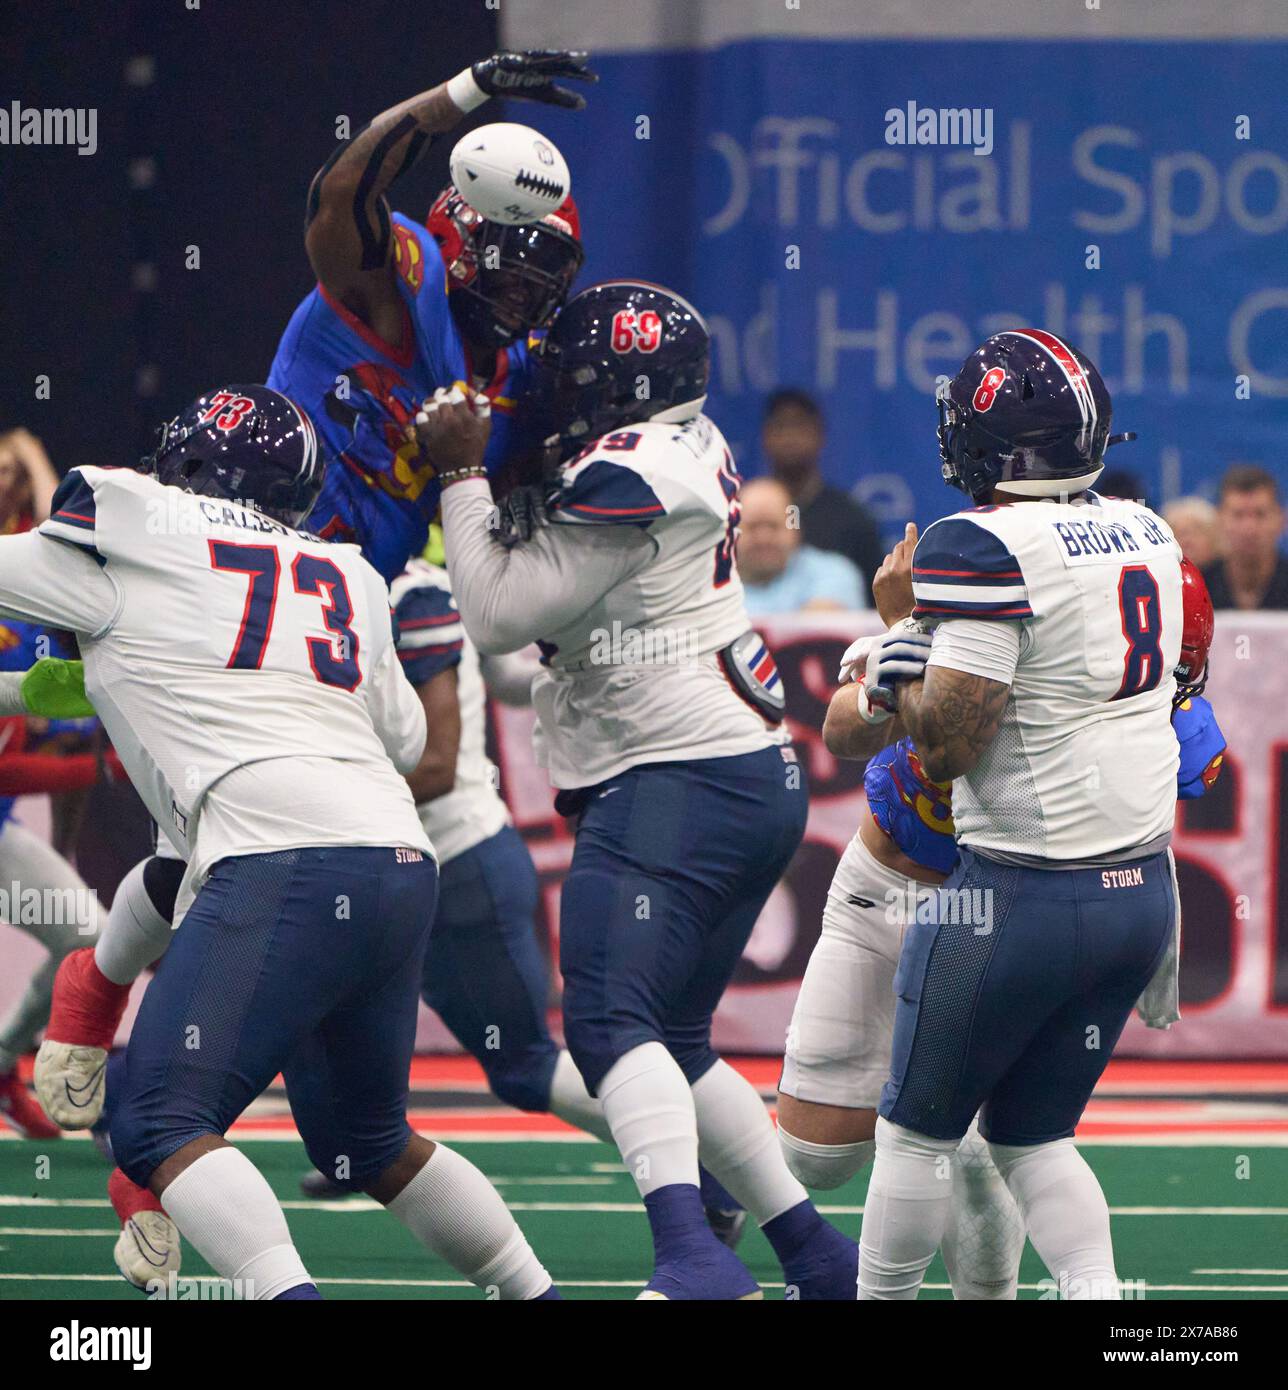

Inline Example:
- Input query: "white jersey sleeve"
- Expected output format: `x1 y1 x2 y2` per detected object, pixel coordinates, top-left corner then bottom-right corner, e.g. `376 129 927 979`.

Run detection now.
911 493 1182 864
0 472 124 634
440 478 657 654
365 635 428 776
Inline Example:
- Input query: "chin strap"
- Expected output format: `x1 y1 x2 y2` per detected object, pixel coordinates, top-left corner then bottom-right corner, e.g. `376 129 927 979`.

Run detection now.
1107 431 1138 448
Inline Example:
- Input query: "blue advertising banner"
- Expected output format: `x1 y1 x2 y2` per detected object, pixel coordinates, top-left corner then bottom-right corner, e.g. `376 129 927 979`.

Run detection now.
517 38 1288 542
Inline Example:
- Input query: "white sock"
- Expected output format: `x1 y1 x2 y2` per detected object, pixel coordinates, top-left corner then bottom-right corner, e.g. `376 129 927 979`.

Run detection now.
598 1042 699 1197
858 1118 958 1300
386 1142 552 1299
690 1059 807 1224
778 1125 875 1191
160 1146 312 1300
988 1136 1119 1300
547 1049 613 1144
941 1118 1024 1300
95 859 174 986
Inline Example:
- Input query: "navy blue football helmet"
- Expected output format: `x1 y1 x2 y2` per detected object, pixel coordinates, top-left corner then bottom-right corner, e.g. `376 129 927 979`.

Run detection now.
535 280 710 456
937 330 1136 503
148 385 324 527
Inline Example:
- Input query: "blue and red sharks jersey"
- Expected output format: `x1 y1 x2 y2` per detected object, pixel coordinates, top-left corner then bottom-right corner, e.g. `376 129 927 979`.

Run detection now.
868 693 1226 874
267 213 543 583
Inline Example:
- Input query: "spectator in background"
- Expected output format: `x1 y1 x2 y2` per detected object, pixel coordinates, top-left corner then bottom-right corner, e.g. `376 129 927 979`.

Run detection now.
761 389 885 588
0 430 59 533
1163 496 1222 570
1203 465 1288 610
737 477 867 616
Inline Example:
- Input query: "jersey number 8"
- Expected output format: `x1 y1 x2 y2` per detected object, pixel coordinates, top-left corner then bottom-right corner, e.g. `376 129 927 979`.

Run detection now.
1111 565 1164 701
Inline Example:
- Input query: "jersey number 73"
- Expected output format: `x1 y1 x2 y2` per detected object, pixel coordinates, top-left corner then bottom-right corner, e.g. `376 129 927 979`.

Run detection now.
208 541 362 691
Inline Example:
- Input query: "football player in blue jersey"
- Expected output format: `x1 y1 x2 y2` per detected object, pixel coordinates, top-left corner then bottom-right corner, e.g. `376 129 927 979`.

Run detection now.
268 51 594 582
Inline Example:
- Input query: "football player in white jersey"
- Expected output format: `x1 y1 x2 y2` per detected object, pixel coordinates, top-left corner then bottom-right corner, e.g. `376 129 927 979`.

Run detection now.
14 386 558 1300
416 282 858 1300
854 331 1182 1301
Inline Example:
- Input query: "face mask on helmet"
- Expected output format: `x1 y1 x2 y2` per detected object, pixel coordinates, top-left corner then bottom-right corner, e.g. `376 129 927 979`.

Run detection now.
450 221 584 349
429 187 584 352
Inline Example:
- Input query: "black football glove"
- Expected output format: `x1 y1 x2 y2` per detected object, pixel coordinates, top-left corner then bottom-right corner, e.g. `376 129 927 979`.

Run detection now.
495 483 555 548
471 50 597 110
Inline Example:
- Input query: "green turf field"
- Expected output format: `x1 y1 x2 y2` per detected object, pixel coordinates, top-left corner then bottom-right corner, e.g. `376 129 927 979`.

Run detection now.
2 1138 1286 1299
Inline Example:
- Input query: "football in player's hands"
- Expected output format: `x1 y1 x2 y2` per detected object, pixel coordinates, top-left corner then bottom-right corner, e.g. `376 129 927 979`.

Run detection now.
471 51 598 109
872 521 918 626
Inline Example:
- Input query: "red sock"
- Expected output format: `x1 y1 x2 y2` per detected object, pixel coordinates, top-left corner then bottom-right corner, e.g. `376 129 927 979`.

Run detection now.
108 1165 165 1221
46 949 131 1049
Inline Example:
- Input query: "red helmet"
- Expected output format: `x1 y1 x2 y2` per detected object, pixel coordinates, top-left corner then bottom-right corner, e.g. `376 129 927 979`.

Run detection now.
426 186 583 351
1175 557 1214 702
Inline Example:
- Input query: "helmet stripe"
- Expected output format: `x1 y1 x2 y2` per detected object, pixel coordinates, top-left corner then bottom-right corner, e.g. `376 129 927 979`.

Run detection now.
1005 328 1098 435
285 396 319 485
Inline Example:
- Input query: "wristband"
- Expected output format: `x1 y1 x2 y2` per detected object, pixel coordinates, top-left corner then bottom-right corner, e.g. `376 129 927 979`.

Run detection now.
437 465 489 487
446 68 488 113
857 684 892 726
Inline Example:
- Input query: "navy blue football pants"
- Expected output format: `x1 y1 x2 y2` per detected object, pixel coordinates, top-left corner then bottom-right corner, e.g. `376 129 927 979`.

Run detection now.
419 823 559 1113
880 847 1174 1146
559 746 808 1094
112 846 437 1190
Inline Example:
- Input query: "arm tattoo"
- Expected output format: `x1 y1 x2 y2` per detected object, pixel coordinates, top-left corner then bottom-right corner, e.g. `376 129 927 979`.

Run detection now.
897 665 1009 782
305 86 453 264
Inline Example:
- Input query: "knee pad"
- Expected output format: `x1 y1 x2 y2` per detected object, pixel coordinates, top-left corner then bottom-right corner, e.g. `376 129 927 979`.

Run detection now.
778 1126 875 1190
875 1117 962 1166
985 1134 1075 1182
142 853 185 923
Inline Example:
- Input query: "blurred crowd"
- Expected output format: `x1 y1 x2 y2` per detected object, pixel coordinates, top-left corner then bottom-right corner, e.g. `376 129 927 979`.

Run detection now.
734 390 1288 615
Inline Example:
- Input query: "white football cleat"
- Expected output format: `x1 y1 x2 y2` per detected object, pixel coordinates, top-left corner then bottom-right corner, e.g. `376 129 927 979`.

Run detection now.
34 1040 108 1129
115 1211 182 1293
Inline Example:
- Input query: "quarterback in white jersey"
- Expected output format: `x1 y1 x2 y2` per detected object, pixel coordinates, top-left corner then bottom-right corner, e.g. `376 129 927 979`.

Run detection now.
22 386 557 1301
421 282 857 1301
856 331 1182 1302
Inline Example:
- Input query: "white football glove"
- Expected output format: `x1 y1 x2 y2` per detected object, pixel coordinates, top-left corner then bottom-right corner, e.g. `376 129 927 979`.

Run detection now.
859 622 934 724
414 383 491 428
837 635 877 684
